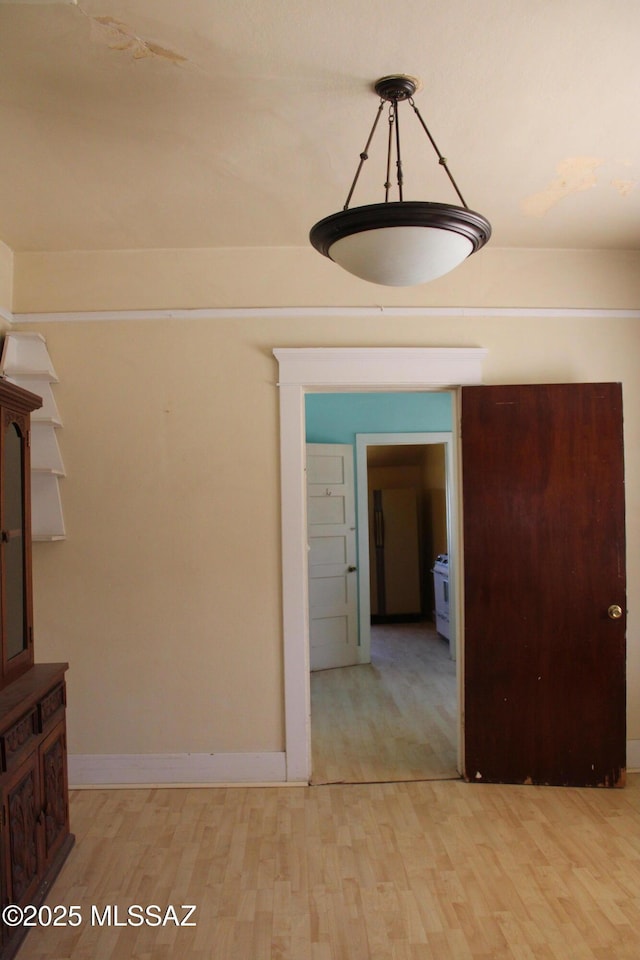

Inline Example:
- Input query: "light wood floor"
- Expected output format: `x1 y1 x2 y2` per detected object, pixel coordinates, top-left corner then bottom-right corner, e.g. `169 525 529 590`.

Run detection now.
311 621 457 784
18 775 640 959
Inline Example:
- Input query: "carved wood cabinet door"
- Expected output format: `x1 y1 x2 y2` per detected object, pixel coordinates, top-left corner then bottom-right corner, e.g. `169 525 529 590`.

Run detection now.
39 721 70 871
4 751 41 907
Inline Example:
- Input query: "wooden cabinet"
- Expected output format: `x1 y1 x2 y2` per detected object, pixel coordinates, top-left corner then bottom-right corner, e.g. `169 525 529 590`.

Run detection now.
0 380 73 959
0 380 38 689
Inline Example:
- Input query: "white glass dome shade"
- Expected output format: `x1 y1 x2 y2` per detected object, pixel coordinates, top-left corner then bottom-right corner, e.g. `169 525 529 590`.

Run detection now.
310 201 491 287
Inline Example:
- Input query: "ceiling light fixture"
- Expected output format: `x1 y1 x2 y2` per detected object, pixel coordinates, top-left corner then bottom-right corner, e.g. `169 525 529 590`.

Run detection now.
310 74 491 286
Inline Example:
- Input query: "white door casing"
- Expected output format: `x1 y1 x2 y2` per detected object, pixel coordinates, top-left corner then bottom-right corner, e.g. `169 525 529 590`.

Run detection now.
274 346 488 782
306 444 359 670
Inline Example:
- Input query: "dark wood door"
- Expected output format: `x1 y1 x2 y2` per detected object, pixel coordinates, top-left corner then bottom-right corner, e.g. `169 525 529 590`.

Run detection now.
462 383 626 787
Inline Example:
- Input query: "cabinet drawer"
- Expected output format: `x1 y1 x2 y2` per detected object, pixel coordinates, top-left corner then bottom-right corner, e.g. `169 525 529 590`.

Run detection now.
1 707 38 771
38 683 66 731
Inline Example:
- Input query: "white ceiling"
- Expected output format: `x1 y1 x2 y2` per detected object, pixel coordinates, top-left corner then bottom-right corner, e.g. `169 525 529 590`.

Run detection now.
1 0 638 255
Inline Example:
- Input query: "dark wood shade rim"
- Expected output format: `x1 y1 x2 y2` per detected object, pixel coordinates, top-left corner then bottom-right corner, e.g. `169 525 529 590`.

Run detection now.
310 201 492 259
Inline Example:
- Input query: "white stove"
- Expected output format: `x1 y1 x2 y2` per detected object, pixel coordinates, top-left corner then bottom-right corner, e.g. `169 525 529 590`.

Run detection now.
432 554 450 641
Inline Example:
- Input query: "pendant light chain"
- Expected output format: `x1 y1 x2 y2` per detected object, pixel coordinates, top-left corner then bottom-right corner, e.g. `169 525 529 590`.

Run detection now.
408 97 468 209
343 90 470 211
384 102 395 202
343 99 385 210
393 98 405 202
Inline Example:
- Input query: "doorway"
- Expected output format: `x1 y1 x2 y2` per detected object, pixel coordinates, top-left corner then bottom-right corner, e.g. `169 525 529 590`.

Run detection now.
311 435 459 783
274 346 488 783
355 432 457 664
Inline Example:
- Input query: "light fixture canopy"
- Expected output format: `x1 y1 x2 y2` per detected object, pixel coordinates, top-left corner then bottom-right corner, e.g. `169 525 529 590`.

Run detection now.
309 74 491 287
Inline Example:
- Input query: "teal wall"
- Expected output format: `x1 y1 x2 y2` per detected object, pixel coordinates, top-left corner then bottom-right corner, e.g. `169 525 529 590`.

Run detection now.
305 392 452 442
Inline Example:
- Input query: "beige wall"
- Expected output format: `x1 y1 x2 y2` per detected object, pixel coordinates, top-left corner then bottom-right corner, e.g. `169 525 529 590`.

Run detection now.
28 318 284 754
422 445 448 560
19 310 639 760
12 246 640 313
7 244 640 766
0 241 12 319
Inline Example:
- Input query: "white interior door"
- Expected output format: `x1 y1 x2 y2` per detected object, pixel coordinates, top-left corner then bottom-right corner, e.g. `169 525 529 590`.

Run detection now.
306 443 358 670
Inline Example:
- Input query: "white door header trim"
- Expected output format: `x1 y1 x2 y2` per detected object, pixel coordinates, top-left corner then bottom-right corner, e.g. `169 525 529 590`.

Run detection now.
274 347 488 388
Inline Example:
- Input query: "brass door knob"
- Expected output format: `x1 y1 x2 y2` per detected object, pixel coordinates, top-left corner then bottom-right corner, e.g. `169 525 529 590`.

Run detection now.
608 604 623 620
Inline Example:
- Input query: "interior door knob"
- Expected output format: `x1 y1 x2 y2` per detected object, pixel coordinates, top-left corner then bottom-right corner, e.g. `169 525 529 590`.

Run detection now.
608 604 623 620
348 566 357 572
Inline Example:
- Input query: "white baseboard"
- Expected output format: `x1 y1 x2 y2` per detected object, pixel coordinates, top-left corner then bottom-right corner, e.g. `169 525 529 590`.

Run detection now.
626 740 640 773
69 751 288 788
69 743 639 789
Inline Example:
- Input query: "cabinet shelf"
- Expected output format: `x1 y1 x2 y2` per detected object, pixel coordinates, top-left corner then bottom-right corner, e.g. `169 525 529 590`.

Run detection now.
0 334 66 541
31 473 66 541
30 423 65 476
0 333 58 381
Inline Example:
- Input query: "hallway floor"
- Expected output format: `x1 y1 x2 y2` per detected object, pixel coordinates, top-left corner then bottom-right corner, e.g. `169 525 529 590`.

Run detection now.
311 620 458 784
